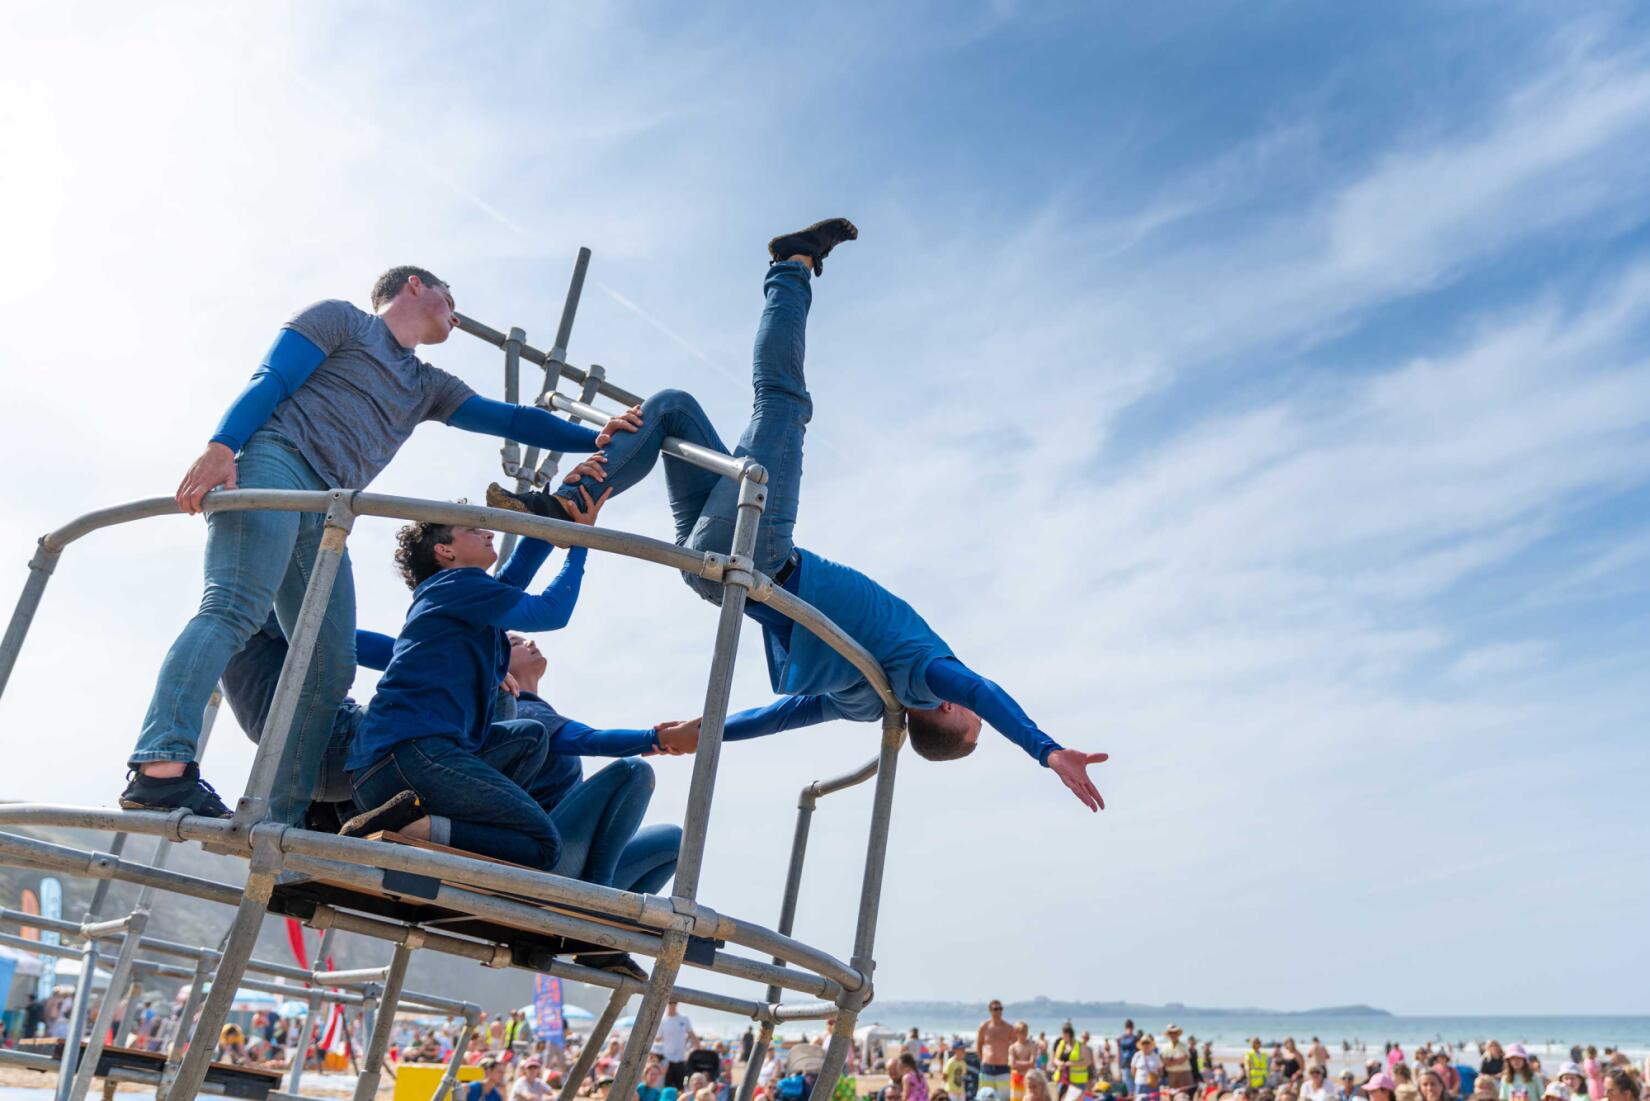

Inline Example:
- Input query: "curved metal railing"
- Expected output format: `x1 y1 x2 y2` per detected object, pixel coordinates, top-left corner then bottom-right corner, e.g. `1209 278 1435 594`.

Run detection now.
0 249 904 1101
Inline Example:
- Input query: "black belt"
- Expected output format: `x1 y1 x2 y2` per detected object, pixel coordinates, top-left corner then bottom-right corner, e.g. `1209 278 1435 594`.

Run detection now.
773 550 801 586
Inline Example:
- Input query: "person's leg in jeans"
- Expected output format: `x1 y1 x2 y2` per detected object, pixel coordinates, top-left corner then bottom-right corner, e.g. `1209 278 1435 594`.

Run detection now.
544 388 734 543
680 260 814 600
547 759 656 886
351 723 559 869
128 432 327 809
265 518 356 825
610 824 682 895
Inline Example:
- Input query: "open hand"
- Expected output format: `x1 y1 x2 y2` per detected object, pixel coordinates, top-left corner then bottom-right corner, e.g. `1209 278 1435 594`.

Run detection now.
595 405 643 448
561 451 608 485
561 484 613 526
652 718 701 755
1047 748 1109 812
176 442 238 514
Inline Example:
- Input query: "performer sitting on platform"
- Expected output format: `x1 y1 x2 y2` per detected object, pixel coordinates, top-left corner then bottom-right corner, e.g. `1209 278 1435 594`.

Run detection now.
122 265 644 823
219 620 685 901
343 486 609 871
487 220 1108 810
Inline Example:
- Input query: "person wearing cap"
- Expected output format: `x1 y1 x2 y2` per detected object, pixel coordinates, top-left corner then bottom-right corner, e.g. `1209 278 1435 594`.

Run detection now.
1162 1026 1194 1092
1367 1074 1400 1101
511 1056 551 1101
942 1042 968 1101
1336 1070 1359 1101
1557 1064 1589 1101
1501 1047 1544 1101
1117 1022 1140 1099
1132 1035 1165 1101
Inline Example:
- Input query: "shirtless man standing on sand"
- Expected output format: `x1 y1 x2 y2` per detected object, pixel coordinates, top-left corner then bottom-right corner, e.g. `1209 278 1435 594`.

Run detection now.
1010 1023 1040 1101
978 1002 1016 1101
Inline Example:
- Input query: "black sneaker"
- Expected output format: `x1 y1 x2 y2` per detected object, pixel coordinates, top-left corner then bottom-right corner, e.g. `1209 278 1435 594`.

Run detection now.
118 763 231 818
486 482 567 520
303 800 349 834
339 790 424 838
571 951 648 982
767 217 858 276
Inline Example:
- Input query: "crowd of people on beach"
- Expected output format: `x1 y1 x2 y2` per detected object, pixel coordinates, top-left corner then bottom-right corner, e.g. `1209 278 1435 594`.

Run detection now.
169 994 1642 1101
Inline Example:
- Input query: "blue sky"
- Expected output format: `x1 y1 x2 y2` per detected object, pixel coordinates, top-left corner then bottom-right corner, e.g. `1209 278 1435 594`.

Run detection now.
1 1 1647 1014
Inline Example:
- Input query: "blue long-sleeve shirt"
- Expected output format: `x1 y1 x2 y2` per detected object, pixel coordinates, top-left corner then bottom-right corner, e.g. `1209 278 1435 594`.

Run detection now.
346 539 585 770
511 693 659 810
739 552 1062 765
209 327 597 457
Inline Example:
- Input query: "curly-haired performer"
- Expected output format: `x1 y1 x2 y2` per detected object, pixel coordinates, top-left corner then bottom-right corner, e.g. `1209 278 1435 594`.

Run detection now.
490 221 1109 811
340 480 616 871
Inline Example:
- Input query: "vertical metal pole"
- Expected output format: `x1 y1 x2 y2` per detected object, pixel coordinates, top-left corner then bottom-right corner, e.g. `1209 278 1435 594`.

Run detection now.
54 941 99 1101
430 1016 477 1101
517 249 592 485
231 494 354 830
353 940 416 1101
164 828 282 1101
495 327 529 569
554 985 630 1101
0 542 59 702
163 953 214 1082
739 791 818 1101
806 711 904 1101
530 364 605 488
608 473 766 1101
286 926 336 1095
83 833 129 924
69 911 147 1101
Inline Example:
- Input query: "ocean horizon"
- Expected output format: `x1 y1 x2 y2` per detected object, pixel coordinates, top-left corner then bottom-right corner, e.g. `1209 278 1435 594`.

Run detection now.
670 1009 1650 1060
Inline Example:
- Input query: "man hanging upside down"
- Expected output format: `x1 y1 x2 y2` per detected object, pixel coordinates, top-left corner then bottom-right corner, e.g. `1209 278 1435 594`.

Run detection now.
489 220 1108 810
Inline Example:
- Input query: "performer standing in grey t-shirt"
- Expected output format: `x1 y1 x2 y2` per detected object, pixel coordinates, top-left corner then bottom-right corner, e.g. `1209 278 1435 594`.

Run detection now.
122 265 642 824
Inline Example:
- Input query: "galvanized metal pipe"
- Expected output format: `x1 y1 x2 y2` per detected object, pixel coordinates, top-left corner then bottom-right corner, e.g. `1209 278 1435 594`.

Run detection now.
165 827 282 1101
353 940 414 1101
516 248 592 485
68 907 147 1101
555 983 629 1101
161 952 213 1091
0 831 243 909
529 363 605 489
430 1016 475 1101
232 493 353 830
53 940 98 1101
0 543 60 702
284 924 333 1096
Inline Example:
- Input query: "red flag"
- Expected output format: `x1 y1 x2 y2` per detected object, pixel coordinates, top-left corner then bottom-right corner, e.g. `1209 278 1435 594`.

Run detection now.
285 918 309 970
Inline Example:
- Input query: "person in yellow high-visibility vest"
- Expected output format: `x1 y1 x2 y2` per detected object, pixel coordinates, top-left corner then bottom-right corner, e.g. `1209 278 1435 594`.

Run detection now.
1052 1023 1092 1097
1246 1039 1271 1091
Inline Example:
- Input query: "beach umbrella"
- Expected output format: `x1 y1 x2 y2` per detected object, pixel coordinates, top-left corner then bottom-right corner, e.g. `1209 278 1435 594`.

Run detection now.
563 1005 594 1021
279 1000 309 1019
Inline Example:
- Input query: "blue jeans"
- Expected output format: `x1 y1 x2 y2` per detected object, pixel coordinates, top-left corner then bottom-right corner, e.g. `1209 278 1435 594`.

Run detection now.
349 720 560 870
555 262 813 601
134 430 356 824
548 759 681 891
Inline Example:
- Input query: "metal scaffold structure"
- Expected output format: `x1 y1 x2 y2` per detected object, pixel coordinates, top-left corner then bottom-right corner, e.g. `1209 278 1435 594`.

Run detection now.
0 250 904 1101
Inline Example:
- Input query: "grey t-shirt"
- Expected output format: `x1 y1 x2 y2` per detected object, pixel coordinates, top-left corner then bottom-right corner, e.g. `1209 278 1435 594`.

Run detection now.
265 299 475 489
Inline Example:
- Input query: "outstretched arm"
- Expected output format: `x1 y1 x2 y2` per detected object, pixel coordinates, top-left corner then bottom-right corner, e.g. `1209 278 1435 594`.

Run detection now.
649 694 845 754
494 546 587 632
924 656 1108 811
447 395 645 451
545 718 658 758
